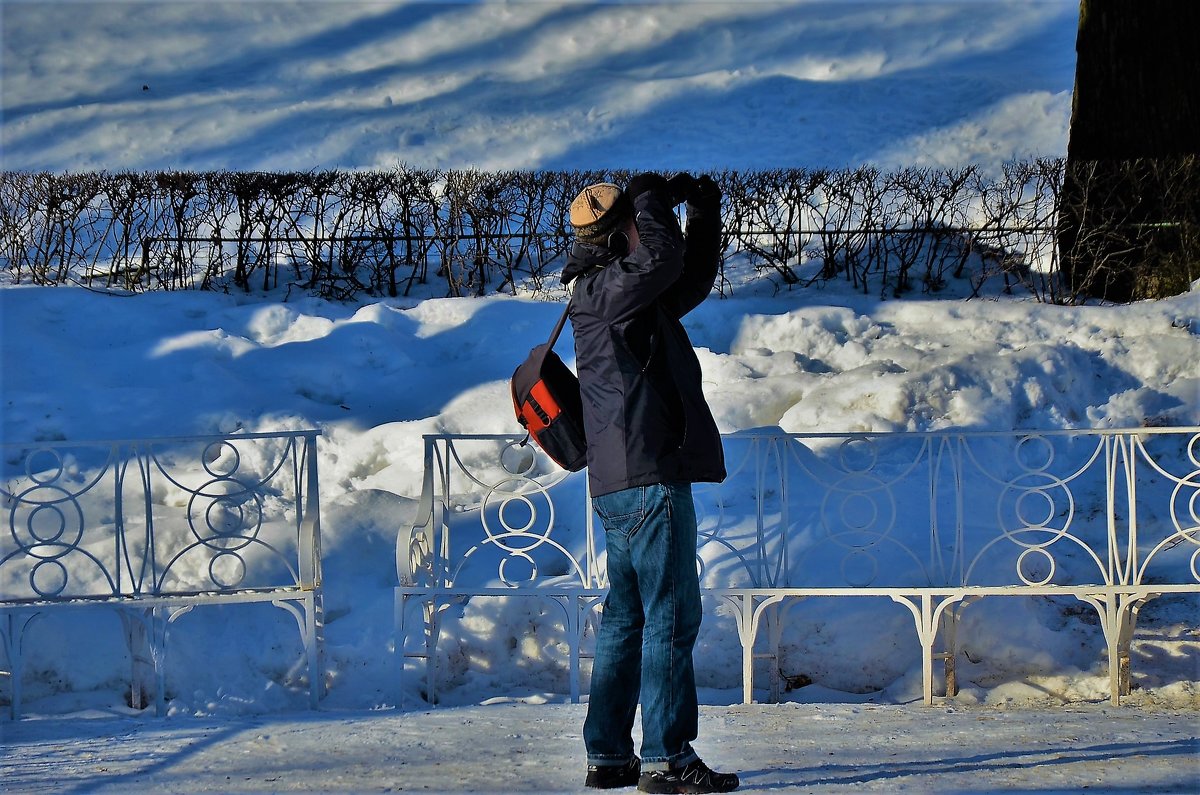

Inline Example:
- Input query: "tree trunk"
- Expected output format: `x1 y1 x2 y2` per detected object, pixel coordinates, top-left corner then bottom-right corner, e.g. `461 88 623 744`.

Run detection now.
1059 0 1200 302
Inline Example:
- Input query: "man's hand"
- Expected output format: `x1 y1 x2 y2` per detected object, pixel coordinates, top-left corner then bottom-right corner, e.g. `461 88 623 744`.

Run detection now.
624 172 670 202
688 175 721 207
625 172 704 209
666 173 697 206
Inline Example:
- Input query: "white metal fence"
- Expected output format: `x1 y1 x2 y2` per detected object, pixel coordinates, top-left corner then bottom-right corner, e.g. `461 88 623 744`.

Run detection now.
0 431 324 718
396 428 1200 707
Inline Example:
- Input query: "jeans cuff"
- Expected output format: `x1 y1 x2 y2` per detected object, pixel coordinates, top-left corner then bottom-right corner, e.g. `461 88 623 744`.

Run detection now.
587 754 636 767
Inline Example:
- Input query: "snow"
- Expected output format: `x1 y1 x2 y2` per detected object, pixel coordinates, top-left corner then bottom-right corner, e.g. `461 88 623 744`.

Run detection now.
2 0 1077 174
4 703 1199 793
1 1 1198 792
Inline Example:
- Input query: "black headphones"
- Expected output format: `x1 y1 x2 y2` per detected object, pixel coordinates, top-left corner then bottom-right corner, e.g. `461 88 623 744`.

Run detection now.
606 230 629 256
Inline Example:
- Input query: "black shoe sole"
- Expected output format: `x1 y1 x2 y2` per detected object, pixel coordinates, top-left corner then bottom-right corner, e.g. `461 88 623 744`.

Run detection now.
588 780 639 790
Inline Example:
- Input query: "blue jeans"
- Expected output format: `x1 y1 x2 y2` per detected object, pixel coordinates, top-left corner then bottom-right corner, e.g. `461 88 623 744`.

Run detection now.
584 482 702 772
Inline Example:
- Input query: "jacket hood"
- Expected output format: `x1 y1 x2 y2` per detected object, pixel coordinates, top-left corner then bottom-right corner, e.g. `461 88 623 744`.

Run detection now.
561 241 620 285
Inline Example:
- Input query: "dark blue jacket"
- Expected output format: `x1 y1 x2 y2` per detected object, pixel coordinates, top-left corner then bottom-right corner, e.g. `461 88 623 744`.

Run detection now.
563 186 726 497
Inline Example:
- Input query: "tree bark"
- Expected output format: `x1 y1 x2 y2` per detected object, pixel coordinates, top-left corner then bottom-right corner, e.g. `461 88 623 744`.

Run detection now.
1060 0 1200 301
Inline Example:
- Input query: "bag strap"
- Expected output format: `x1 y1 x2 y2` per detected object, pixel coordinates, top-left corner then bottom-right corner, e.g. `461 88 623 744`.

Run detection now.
546 301 572 350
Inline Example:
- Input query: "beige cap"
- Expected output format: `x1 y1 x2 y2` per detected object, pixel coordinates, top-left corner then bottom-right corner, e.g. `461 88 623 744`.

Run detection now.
569 183 632 244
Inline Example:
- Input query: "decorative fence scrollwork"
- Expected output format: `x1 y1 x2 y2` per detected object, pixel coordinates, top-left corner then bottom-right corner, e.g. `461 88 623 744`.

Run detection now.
396 427 1200 708
0 431 324 718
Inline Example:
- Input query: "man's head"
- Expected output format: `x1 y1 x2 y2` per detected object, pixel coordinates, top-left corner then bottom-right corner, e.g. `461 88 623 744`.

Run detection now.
569 183 635 253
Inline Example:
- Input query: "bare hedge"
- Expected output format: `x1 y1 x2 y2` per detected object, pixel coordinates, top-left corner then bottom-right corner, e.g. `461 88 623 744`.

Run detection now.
1058 156 1200 301
0 159 1192 303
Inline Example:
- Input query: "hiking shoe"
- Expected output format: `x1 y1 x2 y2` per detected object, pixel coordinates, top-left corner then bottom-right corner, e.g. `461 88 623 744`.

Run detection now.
637 759 739 794
586 756 641 789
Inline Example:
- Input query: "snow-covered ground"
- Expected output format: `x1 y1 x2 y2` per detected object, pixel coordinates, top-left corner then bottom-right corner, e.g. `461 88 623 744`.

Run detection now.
4 250 1198 720
4 702 1199 793
2 0 1077 174
1 1 1198 792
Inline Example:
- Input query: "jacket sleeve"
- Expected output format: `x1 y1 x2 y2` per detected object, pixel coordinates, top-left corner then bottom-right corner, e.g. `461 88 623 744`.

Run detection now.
659 193 722 319
586 190 686 324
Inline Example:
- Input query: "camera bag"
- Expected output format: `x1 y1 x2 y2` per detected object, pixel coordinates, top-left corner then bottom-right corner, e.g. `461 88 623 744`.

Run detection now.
510 304 588 471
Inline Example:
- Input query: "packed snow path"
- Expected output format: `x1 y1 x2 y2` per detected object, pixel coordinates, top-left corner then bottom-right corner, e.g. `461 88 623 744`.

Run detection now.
3 703 1197 793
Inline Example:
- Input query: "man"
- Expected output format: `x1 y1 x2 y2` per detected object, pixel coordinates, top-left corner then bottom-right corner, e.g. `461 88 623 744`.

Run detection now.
562 172 738 795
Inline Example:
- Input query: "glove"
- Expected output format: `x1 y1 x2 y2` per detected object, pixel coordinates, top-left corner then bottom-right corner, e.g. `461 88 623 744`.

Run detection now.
624 172 670 202
666 173 698 206
689 175 721 206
